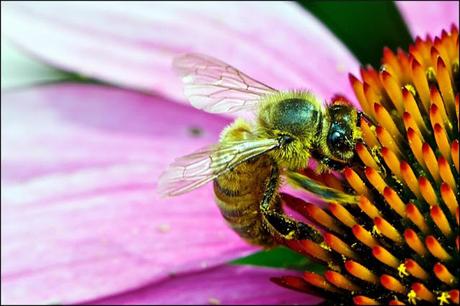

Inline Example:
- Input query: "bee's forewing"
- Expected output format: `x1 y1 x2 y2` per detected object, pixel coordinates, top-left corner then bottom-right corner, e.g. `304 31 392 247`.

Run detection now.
157 139 279 197
173 53 278 113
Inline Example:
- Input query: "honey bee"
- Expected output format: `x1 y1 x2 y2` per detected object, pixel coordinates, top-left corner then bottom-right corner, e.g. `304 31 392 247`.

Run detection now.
158 53 364 247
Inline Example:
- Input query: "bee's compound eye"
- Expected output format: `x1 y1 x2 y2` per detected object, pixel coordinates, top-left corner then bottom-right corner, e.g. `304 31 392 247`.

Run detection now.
280 134 293 146
327 129 348 152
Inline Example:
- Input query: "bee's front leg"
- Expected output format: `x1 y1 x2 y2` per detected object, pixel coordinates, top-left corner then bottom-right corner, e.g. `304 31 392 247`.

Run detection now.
286 171 359 205
260 167 323 243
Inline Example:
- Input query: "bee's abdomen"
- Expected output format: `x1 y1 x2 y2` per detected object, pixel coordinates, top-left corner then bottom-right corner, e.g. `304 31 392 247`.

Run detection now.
213 156 277 246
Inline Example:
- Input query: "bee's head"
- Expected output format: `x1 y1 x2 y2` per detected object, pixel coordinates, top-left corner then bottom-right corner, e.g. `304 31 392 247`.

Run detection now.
258 92 323 169
324 103 361 163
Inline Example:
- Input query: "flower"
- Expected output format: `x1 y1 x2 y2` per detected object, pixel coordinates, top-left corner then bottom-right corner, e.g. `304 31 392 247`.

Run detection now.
273 26 459 305
1 1 458 305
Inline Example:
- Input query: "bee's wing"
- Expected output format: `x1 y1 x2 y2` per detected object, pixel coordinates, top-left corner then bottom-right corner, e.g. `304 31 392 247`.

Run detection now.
158 138 279 197
173 53 278 113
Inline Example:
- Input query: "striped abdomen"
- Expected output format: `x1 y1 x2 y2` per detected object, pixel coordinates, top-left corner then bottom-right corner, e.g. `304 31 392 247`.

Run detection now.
213 155 278 246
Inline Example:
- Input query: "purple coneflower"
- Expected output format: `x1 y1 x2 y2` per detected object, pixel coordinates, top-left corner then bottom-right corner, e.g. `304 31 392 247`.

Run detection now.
272 25 459 306
1 1 458 305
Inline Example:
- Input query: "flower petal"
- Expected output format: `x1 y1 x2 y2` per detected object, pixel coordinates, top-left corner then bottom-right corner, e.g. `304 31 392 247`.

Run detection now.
88 265 321 305
1 84 256 304
396 1 459 38
1 37 68 90
2 2 359 103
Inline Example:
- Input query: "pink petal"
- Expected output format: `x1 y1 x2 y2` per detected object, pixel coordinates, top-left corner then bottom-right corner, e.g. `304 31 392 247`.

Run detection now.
396 1 459 38
1 84 257 304
88 265 321 305
2 2 359 104
1 37 67 90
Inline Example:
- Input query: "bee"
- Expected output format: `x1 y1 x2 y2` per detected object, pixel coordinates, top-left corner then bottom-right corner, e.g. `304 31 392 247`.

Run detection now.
158 53 365 247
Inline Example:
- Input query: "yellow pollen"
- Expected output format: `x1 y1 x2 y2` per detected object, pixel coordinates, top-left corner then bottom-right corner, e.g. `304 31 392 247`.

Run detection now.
372 225 381 236
437 292 451 305
398 263 409 278
320 241 332 251
408 290 418 305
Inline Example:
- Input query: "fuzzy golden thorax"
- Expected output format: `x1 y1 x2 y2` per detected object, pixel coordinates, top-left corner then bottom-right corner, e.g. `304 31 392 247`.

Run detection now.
256 91 323 170
256 91 361 170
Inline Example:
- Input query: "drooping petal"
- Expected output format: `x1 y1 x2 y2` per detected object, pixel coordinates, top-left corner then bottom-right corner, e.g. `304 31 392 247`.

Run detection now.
1 84 257 304
87 265 321 305
1 2 359 104
396 1 459 38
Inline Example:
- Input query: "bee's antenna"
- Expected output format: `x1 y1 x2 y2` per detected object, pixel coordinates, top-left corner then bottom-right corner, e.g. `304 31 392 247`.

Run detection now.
357 111 375 126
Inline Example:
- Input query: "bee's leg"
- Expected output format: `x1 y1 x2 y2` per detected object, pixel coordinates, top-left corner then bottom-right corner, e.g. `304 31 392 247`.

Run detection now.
287 171 359 205
357 111 375 126
316 156 346 172
260 167 323 243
